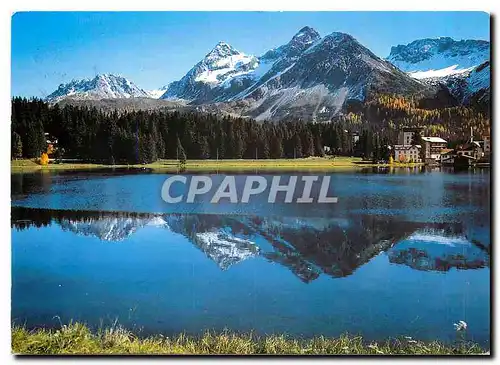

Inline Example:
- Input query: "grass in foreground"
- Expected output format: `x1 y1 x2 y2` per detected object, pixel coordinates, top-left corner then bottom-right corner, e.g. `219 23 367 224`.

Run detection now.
12 323 486 355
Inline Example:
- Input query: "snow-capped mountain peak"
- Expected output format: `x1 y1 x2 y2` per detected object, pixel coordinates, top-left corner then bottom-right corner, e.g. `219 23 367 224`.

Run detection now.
291 26 321 45
161 40 259 101
261 26 321 61
193 42 257 85
204 41 241 62
294 26 318 37
46 73 150 102
162 27 321 104
386 37 489 78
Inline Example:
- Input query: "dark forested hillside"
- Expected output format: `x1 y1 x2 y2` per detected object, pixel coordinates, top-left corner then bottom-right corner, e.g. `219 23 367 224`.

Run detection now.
11 97 489 164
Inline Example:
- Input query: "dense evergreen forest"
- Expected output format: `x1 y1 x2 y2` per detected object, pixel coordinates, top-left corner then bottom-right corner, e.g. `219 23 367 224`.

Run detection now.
11 97 489 164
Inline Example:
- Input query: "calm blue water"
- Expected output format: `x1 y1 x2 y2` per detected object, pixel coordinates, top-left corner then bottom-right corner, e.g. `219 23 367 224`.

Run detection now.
11 168 490 346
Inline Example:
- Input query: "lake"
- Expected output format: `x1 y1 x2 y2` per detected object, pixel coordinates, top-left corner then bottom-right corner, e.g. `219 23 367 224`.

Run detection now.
11 168 491 346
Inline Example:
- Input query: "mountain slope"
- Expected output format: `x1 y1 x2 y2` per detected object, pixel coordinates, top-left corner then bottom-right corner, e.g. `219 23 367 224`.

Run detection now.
46 74 151 102
387 37 490 79
163 27 432 122
240 32 430 121
227 26 322 101
387 37 490 110
440 61 491 109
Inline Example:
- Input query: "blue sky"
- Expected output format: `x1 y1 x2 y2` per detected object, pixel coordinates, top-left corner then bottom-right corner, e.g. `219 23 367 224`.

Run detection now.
11 11 490 97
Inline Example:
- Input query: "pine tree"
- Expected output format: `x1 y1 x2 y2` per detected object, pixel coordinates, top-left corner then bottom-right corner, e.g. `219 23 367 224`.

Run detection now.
198 135 210 159
12 132 23 159
314 134 325 157
270 130 284 158
176 136 187 163
24 117 45 158
233 133 245 159
302 129 315 157
292 134 303 158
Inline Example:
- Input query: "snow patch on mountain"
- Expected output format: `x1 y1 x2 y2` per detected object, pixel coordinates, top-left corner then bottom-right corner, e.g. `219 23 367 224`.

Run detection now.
222 58 275 92
404 231 471 246
427 61 491 104
194 53 257 85
409 65 474 79
193 231 259 270
148 84 170 99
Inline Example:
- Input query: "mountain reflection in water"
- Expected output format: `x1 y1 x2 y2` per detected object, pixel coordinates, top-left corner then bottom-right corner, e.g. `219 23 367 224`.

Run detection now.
12 207 490 282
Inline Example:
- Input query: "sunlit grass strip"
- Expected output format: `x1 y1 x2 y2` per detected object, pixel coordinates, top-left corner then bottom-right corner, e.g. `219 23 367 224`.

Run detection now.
11 157 420 172
12 323 486 355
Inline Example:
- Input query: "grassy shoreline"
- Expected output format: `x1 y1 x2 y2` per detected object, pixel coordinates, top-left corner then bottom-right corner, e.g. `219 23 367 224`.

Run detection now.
12 323 487 355
11 157 424 173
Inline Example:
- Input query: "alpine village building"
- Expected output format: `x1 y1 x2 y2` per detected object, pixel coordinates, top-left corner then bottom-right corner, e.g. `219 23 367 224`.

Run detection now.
394 127 447 164
394 127 490 167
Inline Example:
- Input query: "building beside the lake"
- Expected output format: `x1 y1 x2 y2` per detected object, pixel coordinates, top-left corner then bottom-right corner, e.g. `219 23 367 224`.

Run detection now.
394 127 422 163
421 136 447 162
394 127 448 164
440 130 490 167
441 143 482 167
456 141 484 160
397 127 423 146
394 144 422 163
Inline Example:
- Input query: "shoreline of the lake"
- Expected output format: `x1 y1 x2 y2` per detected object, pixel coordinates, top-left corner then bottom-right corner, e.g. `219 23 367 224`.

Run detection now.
11 157 424 173
11 323 487 355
